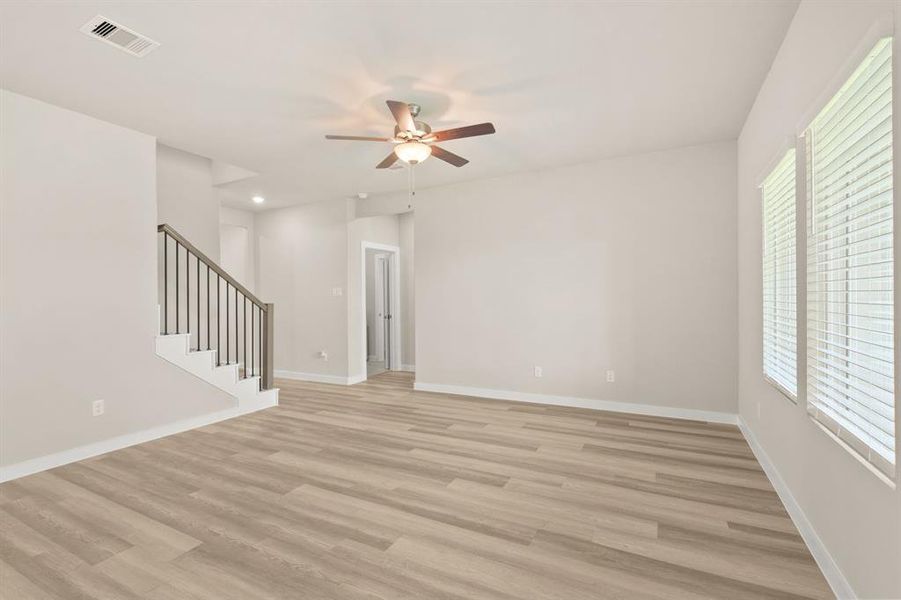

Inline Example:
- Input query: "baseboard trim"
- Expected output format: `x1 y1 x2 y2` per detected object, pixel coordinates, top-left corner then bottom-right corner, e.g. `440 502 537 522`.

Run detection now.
399 364 416 372
738 418 855 600
274 369 364 386
412 381 737 425
0 401 274 484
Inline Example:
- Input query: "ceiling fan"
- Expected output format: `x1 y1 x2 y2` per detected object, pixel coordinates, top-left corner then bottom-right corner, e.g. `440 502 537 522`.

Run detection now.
325 100 496 169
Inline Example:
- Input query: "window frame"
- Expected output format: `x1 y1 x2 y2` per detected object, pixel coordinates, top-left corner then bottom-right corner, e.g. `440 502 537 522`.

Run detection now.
761 148 799 403
802 36 896 481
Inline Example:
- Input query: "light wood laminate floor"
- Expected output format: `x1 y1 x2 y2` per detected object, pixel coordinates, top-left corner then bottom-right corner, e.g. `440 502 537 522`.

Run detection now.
1 371 832 599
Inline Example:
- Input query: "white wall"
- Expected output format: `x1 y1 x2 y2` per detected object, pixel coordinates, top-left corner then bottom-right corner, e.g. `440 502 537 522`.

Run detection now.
399 211 415 369
0 90 234 469
347 215 400 379
737 2 900 598
157 143 219 259
255 200 351 379
220 206 256 292
251 203 409 382
402 141 737 414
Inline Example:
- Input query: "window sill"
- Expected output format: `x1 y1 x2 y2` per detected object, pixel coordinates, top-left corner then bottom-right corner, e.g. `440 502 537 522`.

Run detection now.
808 417 896 489
763 374 797 404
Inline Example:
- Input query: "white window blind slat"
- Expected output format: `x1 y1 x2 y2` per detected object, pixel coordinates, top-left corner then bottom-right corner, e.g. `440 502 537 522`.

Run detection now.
806 37 895 478
762 149 797 398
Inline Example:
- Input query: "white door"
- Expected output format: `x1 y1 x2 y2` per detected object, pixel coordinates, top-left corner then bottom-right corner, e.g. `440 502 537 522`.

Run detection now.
373 254 389 364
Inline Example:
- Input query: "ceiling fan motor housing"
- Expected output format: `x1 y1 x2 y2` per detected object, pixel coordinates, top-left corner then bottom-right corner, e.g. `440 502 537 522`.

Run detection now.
394 121 432 140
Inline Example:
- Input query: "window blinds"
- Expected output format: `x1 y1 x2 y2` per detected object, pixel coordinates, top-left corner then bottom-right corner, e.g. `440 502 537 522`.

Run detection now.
762 150 797 398
806 37 895 477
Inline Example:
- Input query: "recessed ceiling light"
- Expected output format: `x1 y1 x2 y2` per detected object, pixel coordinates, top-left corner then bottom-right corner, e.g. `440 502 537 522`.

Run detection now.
252 196 265 204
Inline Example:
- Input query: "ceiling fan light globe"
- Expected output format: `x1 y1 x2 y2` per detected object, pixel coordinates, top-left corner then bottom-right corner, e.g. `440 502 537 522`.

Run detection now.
394 140 432 164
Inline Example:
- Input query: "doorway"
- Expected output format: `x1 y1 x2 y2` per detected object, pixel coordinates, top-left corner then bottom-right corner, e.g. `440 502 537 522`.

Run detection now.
362 243 400 379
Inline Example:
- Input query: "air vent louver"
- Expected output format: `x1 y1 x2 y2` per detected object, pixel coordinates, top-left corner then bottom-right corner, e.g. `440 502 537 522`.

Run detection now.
80 15 159 57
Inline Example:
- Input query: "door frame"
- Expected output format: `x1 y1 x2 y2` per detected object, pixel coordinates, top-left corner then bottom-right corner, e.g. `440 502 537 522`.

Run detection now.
361 242 401 378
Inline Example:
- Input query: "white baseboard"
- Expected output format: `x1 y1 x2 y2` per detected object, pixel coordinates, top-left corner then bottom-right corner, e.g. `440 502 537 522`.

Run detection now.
398 364 416 372
274 369 364 386
738 419 854 600
0 400 275 484
412 381 737 425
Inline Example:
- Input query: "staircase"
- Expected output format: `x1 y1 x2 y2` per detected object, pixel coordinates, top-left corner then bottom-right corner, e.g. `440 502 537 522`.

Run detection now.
156 224 278 411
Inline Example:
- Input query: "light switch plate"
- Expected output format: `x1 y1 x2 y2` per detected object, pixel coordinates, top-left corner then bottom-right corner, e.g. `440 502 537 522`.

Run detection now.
533 366 543 378
606 370 615 383
92 399 105 416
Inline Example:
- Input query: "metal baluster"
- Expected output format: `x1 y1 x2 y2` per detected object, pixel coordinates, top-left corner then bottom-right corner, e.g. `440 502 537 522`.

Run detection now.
261 308 266 387
196 253 200 350
234 286 238 372
225 281 232 364
243 296 247 379
207 265 211 351
163 233 168 334
187 252 190 341
251 303 255 377
175 242 180 333
217 274 221 366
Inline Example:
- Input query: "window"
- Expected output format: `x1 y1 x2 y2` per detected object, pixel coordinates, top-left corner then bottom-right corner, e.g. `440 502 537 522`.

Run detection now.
762 150 797 398
806 37 895 478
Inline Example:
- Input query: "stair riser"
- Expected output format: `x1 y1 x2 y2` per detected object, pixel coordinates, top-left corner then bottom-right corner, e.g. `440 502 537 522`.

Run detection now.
156 334 277 410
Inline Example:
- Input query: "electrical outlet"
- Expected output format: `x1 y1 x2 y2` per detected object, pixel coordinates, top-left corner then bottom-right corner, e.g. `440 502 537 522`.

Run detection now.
606 370 615 383
92 399 105 417
319 350 329 361
331 287 343 297
533 366 543 378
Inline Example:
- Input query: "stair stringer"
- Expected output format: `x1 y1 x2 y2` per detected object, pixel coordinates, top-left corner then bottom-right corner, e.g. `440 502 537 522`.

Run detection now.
155 333 278 412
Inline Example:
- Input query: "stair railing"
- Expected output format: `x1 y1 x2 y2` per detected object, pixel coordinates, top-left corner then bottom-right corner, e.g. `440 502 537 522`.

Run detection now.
157 224 274 390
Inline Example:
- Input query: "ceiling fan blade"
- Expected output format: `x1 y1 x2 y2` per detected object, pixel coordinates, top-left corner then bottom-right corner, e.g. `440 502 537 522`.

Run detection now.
376 152 400 169
431 145 469 167
386 100 416 132
427 122 495 143
325 135 391 142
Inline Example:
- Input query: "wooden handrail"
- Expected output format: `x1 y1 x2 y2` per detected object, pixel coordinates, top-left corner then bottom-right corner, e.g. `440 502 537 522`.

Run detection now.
158 223 274 390
157 223 268 311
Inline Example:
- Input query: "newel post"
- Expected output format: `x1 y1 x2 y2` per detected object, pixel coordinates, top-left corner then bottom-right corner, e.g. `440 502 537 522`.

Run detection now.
263 303 275 389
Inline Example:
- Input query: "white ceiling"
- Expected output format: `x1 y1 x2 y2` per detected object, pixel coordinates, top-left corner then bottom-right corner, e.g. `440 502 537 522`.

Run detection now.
0 1 798 211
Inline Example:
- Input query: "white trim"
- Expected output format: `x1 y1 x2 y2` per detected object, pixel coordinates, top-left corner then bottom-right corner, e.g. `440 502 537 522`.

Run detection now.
755 136 796 187
763 373 797 406
398 364 416 372
347 373 367 385
412 381 737 425
738 419 855 600
0 401 274 484
275 369 361 385
360 242 401 379
795 17 893 135
808 416 896 487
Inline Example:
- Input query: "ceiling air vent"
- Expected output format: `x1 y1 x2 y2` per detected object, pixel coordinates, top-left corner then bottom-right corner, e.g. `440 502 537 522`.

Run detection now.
80 15 159 57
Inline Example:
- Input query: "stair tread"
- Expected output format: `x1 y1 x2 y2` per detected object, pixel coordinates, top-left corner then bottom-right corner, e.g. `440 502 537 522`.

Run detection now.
155 330 277 406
